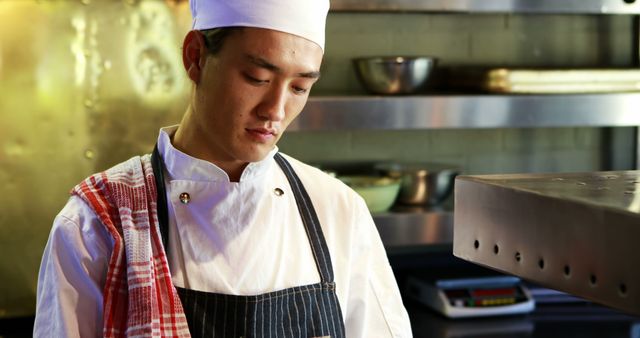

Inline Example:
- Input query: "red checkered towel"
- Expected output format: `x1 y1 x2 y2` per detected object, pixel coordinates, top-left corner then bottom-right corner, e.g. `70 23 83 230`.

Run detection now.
72 155 190 337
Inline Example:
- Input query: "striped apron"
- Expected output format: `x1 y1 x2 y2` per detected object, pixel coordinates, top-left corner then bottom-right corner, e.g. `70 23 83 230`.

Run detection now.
152 148 346 338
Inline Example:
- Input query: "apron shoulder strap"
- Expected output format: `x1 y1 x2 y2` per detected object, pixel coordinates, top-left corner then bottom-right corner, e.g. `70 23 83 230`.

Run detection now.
151 144 170 250
274 153 336 283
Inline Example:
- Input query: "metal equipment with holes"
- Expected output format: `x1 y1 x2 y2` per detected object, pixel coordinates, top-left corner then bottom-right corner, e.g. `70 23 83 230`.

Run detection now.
453 171 640 316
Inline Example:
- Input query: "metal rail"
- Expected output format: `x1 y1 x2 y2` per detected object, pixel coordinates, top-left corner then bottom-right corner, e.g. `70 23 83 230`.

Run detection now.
294 93 640 131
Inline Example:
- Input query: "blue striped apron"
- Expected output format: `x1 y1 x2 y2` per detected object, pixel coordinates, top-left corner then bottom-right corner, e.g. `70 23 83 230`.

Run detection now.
152 148 346 338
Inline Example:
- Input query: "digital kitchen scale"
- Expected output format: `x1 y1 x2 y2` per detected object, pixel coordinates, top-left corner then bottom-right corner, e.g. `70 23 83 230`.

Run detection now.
407 275 535 319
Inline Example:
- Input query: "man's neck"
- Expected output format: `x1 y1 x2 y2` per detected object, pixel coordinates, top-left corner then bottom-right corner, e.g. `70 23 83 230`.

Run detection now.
172 108 247 182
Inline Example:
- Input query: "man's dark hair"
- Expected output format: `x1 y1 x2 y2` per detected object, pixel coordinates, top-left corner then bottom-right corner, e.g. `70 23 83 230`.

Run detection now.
200 27 242 55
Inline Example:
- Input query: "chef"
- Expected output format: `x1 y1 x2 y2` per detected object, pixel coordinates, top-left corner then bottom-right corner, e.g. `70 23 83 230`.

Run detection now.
34 0 412 337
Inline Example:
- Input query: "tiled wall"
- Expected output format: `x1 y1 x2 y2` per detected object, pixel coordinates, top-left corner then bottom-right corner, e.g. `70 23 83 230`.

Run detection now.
279 13 637 174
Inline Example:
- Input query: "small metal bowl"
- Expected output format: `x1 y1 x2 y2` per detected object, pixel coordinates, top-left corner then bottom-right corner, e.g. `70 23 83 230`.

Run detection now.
352 56 437 95
375 162 458 206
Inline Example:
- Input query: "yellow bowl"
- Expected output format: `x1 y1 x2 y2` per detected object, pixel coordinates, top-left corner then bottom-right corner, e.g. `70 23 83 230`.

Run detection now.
338 176 401 213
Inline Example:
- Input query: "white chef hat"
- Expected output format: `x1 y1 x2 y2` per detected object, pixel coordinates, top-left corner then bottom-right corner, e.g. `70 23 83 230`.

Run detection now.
190 0 330 51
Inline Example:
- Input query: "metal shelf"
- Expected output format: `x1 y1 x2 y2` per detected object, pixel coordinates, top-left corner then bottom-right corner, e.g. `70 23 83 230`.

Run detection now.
292 93 640 131
331 0 640 15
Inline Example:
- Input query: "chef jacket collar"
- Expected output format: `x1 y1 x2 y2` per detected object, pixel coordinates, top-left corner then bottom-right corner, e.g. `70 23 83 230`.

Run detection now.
157 125 277 183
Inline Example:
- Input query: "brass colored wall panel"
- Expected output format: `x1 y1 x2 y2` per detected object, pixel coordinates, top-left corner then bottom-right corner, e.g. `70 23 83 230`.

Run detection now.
0 0 191 317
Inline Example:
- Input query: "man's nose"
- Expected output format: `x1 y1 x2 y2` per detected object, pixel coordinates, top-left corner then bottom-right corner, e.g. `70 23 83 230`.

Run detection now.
257 85 287 122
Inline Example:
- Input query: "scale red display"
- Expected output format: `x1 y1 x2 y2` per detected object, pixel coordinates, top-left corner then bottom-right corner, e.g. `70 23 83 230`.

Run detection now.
444 286 526 308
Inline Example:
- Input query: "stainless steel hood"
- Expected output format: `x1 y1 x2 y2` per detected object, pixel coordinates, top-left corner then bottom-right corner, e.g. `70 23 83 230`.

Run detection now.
453 171 640 316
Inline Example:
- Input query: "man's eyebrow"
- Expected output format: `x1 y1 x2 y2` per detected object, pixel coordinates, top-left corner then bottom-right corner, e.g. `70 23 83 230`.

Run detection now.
246 54 280 72
299 70 321 79
245 54 321 79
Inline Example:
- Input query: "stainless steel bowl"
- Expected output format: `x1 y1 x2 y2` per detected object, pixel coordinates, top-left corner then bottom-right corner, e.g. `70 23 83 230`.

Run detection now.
375 162 458 206
352 56 437 95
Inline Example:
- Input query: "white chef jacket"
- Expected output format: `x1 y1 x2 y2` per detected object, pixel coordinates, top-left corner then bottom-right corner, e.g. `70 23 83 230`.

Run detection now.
34 126 413 337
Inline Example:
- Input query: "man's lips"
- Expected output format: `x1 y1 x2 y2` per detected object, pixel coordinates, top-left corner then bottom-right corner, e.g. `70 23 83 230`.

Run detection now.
246 127 277 136
245 127 278 142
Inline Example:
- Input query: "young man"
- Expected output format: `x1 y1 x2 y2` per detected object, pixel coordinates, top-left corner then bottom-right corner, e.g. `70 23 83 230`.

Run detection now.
34 0 412 337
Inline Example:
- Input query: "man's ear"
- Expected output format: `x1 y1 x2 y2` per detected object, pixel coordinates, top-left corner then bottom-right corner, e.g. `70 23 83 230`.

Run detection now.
182 30 208 83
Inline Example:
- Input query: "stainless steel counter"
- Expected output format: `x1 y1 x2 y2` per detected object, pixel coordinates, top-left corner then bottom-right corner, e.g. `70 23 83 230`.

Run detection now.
453 170 640 316
374 210 453 252
407 300 639 338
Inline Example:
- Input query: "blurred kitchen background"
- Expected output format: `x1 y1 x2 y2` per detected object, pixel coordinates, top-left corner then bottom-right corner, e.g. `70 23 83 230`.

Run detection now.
1 0 640 336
